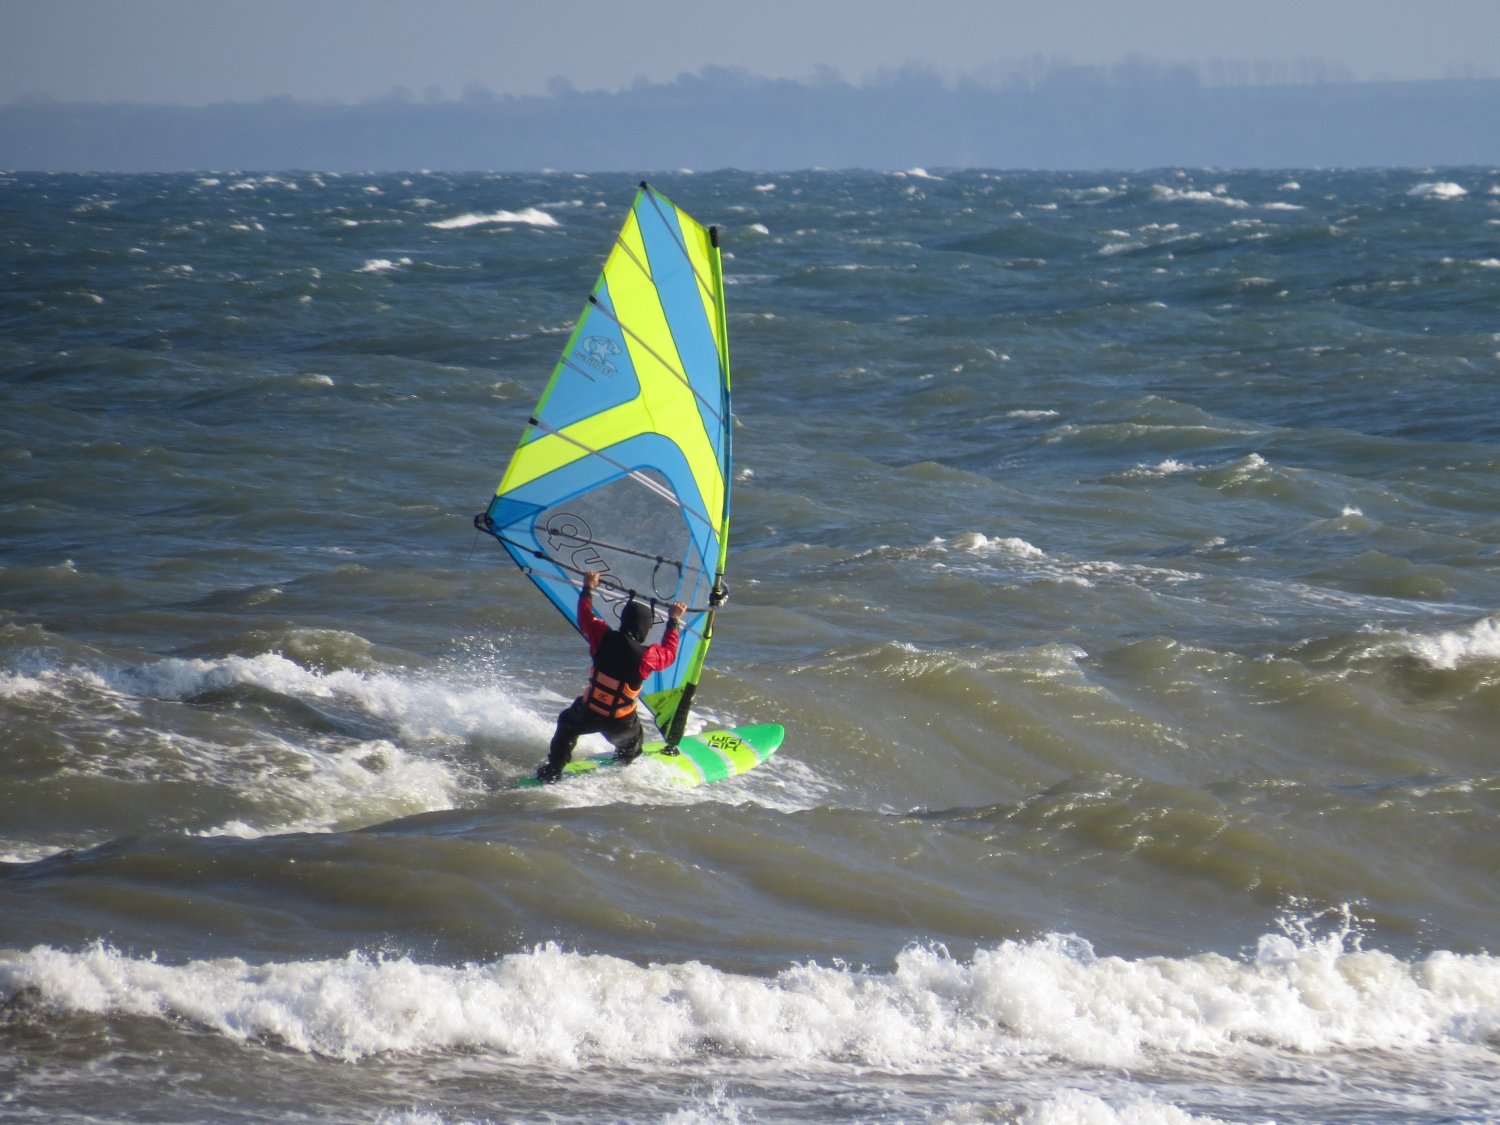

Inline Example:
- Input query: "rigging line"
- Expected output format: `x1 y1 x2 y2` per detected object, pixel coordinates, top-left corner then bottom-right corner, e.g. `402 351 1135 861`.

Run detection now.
486 526 713 592
559 354 599 384
501 523 712 582
477 526 719 623
637 186 729 463
526 415 718 532
587 294 724 425
525 415 681 511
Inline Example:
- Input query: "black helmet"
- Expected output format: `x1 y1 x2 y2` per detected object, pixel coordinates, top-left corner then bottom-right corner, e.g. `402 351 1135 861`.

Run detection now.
619 601 654 642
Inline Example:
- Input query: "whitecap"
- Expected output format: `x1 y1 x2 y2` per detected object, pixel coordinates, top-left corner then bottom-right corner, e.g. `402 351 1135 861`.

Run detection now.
1022 1090 1229 1125
1149 185 1250 209
356 257 412 273
1391 617 1500 670
6 926 1498 1065
1127 458 1199 477
428 208 559 230
1407 181 1467 200
935 532 1046 559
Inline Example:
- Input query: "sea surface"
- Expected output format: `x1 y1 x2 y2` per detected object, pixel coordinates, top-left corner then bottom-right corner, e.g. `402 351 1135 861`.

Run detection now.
2 167 1500 1124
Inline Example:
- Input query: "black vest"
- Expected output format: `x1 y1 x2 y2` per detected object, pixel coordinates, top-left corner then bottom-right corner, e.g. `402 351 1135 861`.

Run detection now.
585 630 647 718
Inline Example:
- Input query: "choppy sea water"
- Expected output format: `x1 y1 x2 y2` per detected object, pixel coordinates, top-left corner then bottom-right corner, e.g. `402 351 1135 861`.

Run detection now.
2 167 1499 1124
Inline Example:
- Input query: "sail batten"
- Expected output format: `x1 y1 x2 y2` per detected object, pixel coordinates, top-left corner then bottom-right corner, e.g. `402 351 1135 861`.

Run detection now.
479 184 731 741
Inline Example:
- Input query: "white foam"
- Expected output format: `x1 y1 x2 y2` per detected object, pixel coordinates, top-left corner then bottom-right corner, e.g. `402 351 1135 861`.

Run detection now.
1125 458 1199 478
93 649 542 746
428 208 559 230
0 669 49 700
1222 452 1271 481
2 648 541 839
5 645 808 837
356 257 412 273
1391 617 1500 670
928 533 1047 560
1149 185 1250 209
4 928 1496 1067
925 531 1208 596
1022 1090 1231 1125
1407 181 1467 200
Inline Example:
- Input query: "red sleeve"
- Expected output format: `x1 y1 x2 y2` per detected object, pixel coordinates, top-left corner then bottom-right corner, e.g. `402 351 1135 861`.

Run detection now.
577 589 609 654
639 622 682 675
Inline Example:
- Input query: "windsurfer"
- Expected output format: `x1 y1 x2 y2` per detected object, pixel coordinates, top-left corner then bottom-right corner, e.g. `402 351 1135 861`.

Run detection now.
536 570 686 783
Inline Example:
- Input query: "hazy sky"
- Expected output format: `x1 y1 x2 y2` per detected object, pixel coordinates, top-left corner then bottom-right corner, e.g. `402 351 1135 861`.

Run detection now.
4 0 1498 105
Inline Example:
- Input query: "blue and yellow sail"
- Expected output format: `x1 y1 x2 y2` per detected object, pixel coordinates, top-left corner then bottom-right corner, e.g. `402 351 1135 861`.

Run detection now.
477 183 731 744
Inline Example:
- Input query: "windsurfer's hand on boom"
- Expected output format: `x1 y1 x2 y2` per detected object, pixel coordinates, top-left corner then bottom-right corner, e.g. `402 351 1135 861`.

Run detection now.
582 571 684 625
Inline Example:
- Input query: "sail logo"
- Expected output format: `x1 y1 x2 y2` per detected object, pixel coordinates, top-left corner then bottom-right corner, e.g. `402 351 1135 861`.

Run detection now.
545 512 608 575
579 335 622 378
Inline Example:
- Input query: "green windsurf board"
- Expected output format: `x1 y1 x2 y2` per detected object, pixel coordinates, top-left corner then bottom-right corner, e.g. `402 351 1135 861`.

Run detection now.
514 723 784 789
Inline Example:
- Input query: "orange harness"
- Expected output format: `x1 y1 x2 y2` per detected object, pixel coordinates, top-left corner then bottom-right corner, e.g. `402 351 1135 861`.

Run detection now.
585 667 642 719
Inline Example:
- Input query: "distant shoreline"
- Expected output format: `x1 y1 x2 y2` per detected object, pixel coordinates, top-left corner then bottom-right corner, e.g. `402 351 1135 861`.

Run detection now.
4 77 1499 172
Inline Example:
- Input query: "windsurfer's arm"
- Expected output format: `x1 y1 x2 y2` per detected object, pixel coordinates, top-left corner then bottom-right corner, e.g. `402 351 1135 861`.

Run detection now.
641 602 686 672
576 571 609 649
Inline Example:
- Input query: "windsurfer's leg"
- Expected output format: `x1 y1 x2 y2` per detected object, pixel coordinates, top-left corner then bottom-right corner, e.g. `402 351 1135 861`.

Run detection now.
609 715 644 763
539 699 588 781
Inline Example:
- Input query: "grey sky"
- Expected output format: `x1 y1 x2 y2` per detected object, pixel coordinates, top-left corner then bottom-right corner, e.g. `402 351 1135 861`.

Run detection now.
3 0 1498 105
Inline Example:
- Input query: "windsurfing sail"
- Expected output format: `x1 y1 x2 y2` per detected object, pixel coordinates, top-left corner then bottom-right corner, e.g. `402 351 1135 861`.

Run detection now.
475 183 731 747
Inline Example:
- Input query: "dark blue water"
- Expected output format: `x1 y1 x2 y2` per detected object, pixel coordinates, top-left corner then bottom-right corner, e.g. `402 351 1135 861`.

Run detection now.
3 168 1499 1123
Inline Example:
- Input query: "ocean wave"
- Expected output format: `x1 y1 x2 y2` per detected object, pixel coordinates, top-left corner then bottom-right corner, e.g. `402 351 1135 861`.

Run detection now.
1384 616 1500 671
1021 1091 1233 1125
0 647 526 842
1407 181 1468 200
923 532 1200 594
427 208 559 230
4 927 1495 1066
1148 185 1250 209
356 257 412 273
91 648 547 746
0 642 802 845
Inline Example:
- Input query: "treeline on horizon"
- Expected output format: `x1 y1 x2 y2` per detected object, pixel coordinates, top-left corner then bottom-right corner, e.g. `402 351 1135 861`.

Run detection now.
12 54 1479 110
360 55 1371 106
3 61 1498 172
